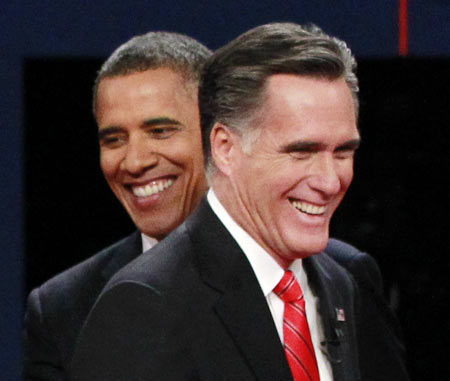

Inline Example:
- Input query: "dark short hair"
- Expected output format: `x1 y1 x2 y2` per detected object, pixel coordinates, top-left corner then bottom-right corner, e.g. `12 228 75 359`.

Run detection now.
199 22 359 172
93 31 211 114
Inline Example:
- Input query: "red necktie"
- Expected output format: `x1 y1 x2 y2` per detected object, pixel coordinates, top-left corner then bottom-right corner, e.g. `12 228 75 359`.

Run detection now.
274 270 320 381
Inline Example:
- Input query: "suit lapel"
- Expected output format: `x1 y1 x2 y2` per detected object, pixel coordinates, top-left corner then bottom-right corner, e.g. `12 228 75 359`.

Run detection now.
187 201 361 380
304 254 360 381
100 230 142 281
186 201 293 381
213 261 293 381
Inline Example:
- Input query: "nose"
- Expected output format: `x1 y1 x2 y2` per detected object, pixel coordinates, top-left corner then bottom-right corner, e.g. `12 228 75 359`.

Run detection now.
308 154 342 197
121 137 158 176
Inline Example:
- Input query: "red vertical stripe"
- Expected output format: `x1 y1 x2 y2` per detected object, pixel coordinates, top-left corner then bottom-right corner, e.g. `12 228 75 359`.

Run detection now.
399 0 409 56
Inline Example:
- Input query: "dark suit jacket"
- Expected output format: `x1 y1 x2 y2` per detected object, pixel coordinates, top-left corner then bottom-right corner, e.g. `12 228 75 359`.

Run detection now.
23 231 142 380
70 201 409 381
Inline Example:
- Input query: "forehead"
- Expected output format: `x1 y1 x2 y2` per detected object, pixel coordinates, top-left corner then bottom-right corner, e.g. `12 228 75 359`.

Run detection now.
95 68 197 124
97 68 193 102
263 74 355 113
254 74 358 142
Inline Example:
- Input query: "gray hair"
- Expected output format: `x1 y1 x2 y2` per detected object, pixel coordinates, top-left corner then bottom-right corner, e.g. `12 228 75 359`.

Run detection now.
199 22 359 175
93 31 212 114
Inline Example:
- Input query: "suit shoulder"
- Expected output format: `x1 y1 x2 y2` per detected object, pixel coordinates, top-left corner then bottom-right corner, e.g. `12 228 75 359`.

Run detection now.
324 238 383 293
24 233 141 376
325 238 363 263
325 240 410 379
27 233 140 317
106 225 194 292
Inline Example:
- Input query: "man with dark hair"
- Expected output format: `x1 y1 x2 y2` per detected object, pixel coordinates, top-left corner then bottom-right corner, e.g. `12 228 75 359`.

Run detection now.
71 23 409 380
23 31 211 380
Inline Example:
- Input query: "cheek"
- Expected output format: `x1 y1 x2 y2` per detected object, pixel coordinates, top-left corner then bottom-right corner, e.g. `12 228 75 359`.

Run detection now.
265 165 303 198
189 147 205 173
100 151 120 179
165 144 196 170
251 170 287 207
338 164 354 191
186 134 205 168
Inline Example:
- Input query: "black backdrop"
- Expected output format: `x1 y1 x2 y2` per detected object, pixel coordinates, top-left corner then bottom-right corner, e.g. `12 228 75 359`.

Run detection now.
25 58 449 380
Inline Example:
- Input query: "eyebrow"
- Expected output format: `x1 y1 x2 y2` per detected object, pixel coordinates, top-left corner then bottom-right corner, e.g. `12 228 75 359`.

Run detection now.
143 117 183 127
281 138 361 153
335 139 361 151
98 117 183 140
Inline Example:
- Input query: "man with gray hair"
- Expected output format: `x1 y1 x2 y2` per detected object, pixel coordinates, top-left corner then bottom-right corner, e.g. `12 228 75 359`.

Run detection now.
23 31 211 380
71 23 409 380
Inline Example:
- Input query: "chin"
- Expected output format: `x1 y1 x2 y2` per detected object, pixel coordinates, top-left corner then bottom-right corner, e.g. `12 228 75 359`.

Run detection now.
139 217 182 240
140 225 166 239
289 232 329 258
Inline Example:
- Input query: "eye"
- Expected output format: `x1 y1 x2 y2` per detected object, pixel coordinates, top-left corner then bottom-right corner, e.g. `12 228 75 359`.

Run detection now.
289 151 313 160
287 146 317 160
147 126 180 139
333 139 360 160
282 142 319 160
99 133 127 149
334 150 355 160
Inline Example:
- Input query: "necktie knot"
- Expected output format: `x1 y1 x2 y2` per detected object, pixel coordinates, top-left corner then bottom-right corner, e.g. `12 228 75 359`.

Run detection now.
273 270 303 303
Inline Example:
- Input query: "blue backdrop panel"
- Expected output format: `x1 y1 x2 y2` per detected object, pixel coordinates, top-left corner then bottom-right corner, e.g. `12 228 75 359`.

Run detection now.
2 1 450 379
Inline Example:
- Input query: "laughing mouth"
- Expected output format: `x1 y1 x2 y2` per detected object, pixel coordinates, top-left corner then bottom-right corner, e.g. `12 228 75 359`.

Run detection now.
291 200 327 215
131 178 174 198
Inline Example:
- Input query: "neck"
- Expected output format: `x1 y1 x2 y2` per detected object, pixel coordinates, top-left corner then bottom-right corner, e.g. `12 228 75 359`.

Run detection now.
211 179 293 269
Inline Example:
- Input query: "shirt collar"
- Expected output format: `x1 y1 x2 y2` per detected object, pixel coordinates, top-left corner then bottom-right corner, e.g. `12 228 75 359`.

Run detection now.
207 189 305 296
141 233 158 253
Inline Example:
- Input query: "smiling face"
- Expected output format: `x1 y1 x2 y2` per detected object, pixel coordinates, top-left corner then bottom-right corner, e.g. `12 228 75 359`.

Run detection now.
213 74 360 267
96 68 207 240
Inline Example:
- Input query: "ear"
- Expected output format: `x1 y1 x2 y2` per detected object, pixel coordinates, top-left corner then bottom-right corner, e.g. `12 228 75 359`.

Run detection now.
210 123 238 176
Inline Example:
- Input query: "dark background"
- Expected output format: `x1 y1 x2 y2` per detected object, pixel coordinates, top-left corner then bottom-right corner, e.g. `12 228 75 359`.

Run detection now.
2 1 450 379
24 57 450 381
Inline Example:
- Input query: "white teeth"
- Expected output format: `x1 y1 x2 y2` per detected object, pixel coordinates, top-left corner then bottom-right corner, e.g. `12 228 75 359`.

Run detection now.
132 179 174 197
291 200 326 215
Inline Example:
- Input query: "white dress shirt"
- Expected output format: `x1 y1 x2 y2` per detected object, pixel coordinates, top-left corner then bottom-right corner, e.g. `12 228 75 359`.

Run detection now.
141 233 158 253
207 189 333 380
